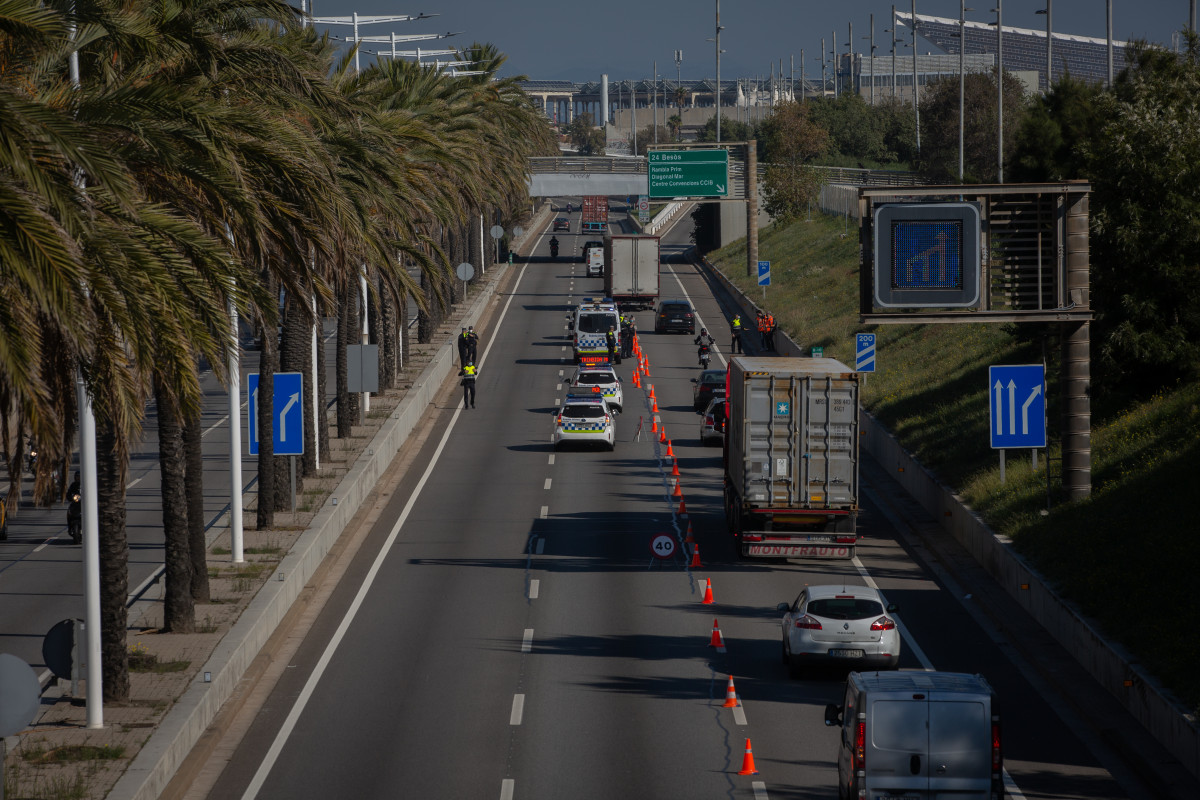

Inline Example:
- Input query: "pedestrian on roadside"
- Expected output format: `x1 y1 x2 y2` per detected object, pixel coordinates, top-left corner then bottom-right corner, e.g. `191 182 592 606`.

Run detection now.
466 326 479 362
457 327 470 366
730 314 743 354
756 311 768 350
460 361 478 408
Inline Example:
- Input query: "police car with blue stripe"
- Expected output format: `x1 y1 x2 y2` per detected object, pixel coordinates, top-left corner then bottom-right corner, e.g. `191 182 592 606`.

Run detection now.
552 393 615 451
568 298 619 366
568 364 623 414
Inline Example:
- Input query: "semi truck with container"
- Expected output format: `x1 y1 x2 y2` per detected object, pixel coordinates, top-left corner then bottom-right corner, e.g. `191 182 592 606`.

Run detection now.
723 356 860 560
603 234 660 310
581 196 609 233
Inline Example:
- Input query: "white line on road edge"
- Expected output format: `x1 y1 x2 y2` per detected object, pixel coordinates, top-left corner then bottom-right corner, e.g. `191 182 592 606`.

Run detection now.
752 781 769 799
521 629 533 653
500 778 514 800
238 262 531 800
528 579 539 600
509 694 525 725
858 487 1028 800
732 702 747 726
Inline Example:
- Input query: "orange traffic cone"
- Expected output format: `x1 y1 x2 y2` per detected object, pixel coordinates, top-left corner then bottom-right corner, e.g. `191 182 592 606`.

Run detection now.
722 675 739 708
701 578 715 604
632 370 641 388
708 618 724 648
648 385 656 401
650 417 658 433
684 522 695 543
677 497 687 515
671 460 680 477
643 362 651 377
651 398 659 413
666 441 675 459
690 542 703 568
672 478 683 497
659 426 667 444
737 739 759 775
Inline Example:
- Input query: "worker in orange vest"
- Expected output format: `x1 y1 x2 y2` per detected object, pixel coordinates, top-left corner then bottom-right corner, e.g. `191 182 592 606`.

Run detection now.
765 313 777 351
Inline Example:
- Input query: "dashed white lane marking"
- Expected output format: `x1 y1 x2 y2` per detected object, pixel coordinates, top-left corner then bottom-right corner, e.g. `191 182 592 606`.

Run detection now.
554 398 560 406
547 454 555 465
521 629 534 653
560 345 566 351
732 702 748 726
33 542 49 553
540 505 548 518
529 579 539 599
752 781 769 799
535 538 545 554
543 478 552 490
558 369 563 377
556 383 562 391
510 694 525 725
500 779 514 800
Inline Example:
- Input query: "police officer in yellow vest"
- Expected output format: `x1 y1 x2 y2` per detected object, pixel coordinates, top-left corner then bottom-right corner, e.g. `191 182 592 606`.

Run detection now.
730 314 743 354
460 362 478 408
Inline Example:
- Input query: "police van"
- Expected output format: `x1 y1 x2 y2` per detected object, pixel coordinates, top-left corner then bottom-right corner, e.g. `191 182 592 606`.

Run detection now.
568 298 619 366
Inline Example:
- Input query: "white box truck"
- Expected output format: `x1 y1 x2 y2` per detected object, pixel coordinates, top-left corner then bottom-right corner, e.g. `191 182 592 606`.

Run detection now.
603 234 659 310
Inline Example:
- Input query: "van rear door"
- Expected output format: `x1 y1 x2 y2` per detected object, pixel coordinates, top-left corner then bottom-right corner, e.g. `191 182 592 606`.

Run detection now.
927 691 993 799
866 698 928 797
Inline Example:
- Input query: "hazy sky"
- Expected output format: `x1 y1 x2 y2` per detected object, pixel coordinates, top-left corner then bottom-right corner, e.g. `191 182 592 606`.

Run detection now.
308 1 1194 81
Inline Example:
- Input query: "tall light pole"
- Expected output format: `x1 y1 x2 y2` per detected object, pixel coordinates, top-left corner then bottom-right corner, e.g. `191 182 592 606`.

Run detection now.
886 6 898 100
820 38 827 97
715 1 723 141
801 48 806 101
960 0 968 182
912 0 921 157
653 60 658 143
995 0 1003 183
1036 1 1052 91
864 14 877 105
832 29 839 98
1106 0 1113 88
674 49 683 110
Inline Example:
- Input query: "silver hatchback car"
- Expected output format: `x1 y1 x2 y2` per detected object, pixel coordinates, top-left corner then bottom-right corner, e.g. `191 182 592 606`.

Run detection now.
777 585 900 677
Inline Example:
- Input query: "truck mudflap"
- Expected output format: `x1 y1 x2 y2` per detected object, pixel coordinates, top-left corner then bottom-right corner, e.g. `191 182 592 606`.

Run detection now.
738 531 856 559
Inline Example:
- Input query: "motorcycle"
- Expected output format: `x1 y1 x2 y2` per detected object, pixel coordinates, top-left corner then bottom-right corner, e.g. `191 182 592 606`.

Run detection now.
698 344 711 369
67 491 82 544
549 239 560 259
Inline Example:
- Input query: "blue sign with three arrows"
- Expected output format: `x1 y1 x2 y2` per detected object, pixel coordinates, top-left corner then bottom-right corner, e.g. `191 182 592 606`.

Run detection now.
988 365 1045 449
247 372 305 456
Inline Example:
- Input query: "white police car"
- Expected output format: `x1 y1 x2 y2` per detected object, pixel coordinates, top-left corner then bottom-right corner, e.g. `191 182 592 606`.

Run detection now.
568 365 623 414
552 395 615 450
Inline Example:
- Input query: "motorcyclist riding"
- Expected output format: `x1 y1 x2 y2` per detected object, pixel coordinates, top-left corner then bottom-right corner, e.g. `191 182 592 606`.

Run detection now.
549 236 560 258
66 472 82 544
694 328 715 367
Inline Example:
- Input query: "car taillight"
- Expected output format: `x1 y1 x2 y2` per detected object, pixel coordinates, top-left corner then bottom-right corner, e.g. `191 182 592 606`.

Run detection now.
793 615 822 630
705 415 714 425
835 536 857 544
854 719 866 767
685 312 693 318
991 719 1002 773
870 616 896 631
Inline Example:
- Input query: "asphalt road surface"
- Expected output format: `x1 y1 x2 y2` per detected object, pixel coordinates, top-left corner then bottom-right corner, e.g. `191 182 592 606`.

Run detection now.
202 205 1152 800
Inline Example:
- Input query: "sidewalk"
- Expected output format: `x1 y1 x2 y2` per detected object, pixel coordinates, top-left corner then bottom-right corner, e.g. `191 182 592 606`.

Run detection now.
1 203 551 800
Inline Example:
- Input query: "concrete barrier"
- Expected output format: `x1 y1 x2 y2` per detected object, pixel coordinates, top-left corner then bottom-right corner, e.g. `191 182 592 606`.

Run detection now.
695 254 1200 783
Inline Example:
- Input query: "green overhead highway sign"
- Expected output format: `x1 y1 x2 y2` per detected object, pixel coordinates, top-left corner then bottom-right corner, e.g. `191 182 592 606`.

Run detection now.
647 149 729 199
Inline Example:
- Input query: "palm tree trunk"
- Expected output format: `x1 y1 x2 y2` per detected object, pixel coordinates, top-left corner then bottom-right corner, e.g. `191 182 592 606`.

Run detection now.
154 373 194 632
97 412 129 703
336 280 357 436
379 274 396 389
280 290 315 477
256 272 277 530
316 299 330 461
182 408 209 603
368 271 383 393
417 270 433 344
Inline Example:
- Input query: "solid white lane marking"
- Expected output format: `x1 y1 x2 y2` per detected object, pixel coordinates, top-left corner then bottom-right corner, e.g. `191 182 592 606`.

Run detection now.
752 781 769 800
238 262 532 800
500 779 514 800
126 476 144 490
529 579 540 599
540 505 548 519
33 542 48 553
535 538 545 554
543 478 552 490
732 703 748 726
521 628 533 653
510 694 525 725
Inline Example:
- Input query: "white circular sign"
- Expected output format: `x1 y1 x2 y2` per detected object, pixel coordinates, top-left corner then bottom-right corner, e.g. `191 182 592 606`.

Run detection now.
513 226 524 238
455 262 475 281
638 198 649 212
489 225 505 240
0 653 41 737
650 534 677 560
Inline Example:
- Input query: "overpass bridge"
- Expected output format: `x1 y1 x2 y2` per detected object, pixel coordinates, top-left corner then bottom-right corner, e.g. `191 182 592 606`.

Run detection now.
527 156 648 196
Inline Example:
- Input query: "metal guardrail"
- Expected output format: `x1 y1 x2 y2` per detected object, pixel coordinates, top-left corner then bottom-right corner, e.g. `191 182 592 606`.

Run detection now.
528 156 647 174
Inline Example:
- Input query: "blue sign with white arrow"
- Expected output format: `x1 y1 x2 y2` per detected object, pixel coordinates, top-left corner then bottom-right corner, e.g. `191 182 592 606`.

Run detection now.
247 372 305 456
989 364 1046 449
757 260 771 287
855 333 876 373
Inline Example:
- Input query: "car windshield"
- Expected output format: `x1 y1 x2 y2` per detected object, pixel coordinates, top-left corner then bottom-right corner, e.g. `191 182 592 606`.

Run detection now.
562 405 605 419
576 373 614 385
700 373 725 385
661 303 690 314
577 313 616 333
806 598 884 621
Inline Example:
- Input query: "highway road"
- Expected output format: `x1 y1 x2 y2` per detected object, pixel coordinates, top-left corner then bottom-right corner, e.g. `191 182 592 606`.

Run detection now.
200 204 1149 800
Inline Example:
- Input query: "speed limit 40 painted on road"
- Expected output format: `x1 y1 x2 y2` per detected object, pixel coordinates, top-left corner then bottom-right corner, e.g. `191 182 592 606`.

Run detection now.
650 534 677 560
